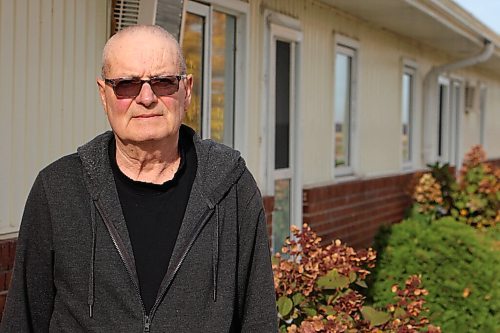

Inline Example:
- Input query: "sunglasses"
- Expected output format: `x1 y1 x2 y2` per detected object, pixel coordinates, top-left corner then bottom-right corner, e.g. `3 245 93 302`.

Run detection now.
104 75 187 99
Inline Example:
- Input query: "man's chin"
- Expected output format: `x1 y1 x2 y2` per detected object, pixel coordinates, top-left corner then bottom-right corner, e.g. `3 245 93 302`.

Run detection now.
117 132 178 146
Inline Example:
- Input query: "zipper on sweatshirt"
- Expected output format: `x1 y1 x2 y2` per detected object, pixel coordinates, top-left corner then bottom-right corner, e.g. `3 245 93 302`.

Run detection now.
96 201 216 332
144 315 151 332
145 208 216 329
95 202 149 331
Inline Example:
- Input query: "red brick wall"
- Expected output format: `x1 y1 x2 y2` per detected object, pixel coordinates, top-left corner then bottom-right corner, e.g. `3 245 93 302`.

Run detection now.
489 158 500 168
302 173 416 249
0 239 16 320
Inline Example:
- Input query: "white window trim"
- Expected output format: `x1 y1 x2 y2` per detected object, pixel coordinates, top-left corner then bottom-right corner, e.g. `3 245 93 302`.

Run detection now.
262 10 303 234
437 76 450 164
203 0 248 13
450 77 464 168
401 59 418 171
437 75 464 168
332 34 359 178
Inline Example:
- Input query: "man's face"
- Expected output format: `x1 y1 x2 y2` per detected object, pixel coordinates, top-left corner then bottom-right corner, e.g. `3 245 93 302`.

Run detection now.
97 32 192 144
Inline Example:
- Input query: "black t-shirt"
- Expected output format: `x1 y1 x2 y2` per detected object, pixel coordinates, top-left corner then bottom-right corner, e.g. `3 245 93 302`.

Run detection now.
109 130 197 314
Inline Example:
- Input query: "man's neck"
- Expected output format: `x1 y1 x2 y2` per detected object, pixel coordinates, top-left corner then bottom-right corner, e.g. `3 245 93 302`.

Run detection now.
114 134 181 185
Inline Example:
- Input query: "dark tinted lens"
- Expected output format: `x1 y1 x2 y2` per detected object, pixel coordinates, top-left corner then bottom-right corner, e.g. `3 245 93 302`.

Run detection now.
150 76 179 96
114 79 142 98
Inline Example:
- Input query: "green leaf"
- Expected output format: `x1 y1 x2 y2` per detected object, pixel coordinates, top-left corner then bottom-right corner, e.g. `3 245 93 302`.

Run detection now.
317 269 350 289
393 307 406 318
303 307 317 317
466 184 477 194
319 305 335 315
349 271 357 283
355 280 368 288
361 306 390 327
292 292 305 306
277 296 293 317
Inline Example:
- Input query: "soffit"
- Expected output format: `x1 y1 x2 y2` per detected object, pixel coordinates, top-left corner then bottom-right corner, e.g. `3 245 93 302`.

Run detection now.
320 0 500 76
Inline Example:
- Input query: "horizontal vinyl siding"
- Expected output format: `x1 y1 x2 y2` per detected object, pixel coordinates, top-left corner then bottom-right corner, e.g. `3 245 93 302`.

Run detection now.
247 0 500 189
0 0 109 236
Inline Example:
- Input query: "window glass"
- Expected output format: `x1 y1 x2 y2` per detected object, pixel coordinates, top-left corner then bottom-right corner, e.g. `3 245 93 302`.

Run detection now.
479 87 487 145
182 12 204 134
275 40 291 169
272 178 291 253
402 72 412 162
211 11 236 146
334 52 352 168
438 84 448 159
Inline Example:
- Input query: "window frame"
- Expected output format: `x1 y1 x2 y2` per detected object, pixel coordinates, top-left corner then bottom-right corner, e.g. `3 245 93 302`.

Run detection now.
263 10 303 251
479 83 487 146
332 34 359 178
401 60 417 170
437 75 464 167
183 0 249 151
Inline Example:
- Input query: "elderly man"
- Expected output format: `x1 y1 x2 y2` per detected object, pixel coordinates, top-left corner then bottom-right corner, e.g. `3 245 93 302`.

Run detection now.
1 25 277 332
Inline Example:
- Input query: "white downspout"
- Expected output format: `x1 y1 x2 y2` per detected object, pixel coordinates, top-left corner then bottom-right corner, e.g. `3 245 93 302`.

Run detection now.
422 40 494 164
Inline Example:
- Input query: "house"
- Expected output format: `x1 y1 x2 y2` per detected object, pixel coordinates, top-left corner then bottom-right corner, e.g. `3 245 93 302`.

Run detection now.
1 0 499 313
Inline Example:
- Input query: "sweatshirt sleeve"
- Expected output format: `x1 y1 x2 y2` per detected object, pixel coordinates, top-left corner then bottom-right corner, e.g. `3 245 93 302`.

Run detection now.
1 173 55 332
236 169 278 332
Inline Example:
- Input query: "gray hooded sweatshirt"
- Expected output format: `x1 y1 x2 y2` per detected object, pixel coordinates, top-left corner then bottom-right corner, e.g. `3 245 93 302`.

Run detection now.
1 127 278 332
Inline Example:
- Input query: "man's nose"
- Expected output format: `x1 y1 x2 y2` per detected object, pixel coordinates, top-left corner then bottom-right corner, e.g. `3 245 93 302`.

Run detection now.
135 82 158 106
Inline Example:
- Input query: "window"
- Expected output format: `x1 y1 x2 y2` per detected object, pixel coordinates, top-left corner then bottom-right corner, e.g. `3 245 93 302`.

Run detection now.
437 77 462 166
182 1 243 147
333 38 357 176
479 85 487 145
401 66 415 167
265 12 302 253
272 39 293 254
437 81 448 160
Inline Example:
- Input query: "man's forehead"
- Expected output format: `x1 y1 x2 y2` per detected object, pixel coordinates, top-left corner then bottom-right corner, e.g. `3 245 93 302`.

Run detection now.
109 30 175 52
106 35 178 75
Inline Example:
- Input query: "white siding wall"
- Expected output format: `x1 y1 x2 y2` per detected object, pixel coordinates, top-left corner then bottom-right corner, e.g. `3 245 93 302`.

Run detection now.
245 0 500 189
460 71 500 157
0 0 109 236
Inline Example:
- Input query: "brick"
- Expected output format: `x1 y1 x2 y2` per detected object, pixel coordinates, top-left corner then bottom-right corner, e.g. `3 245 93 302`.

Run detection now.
0 272 6 292
5 271 12 290
0 240 16 271
0 291 7 321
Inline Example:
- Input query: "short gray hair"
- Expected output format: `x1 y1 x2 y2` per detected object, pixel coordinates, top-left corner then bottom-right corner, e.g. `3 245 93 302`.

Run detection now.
101 25 186 78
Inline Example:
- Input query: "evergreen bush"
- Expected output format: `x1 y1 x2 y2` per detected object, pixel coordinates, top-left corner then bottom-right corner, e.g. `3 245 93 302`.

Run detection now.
369 217 500 332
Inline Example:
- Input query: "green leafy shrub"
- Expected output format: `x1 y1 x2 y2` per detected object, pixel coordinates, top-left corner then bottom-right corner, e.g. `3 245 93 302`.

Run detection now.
411 173 445 219
273 224 441 332
425 162 457 215
411 145 499 228
451 145 500 228
369 217 500 332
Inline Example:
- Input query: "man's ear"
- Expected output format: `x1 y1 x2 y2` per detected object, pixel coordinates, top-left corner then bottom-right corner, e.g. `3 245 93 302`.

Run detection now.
96 78 108 112
183 75 194 109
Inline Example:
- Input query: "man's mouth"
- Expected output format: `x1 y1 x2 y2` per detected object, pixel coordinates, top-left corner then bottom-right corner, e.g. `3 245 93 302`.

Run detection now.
134 114 161 118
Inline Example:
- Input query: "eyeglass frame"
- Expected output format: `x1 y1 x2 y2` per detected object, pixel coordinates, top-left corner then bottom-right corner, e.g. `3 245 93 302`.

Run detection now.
103 74 188 99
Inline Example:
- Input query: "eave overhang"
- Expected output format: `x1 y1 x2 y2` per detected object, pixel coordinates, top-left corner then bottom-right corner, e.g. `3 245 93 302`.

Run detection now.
320 0 500 76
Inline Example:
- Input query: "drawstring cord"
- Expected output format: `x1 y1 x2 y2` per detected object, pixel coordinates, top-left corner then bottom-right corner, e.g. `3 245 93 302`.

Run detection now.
88 199 97 317
212 205 220 302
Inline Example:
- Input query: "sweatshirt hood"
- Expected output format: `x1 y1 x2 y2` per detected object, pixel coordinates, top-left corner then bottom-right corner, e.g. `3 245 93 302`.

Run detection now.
77 125 247 206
